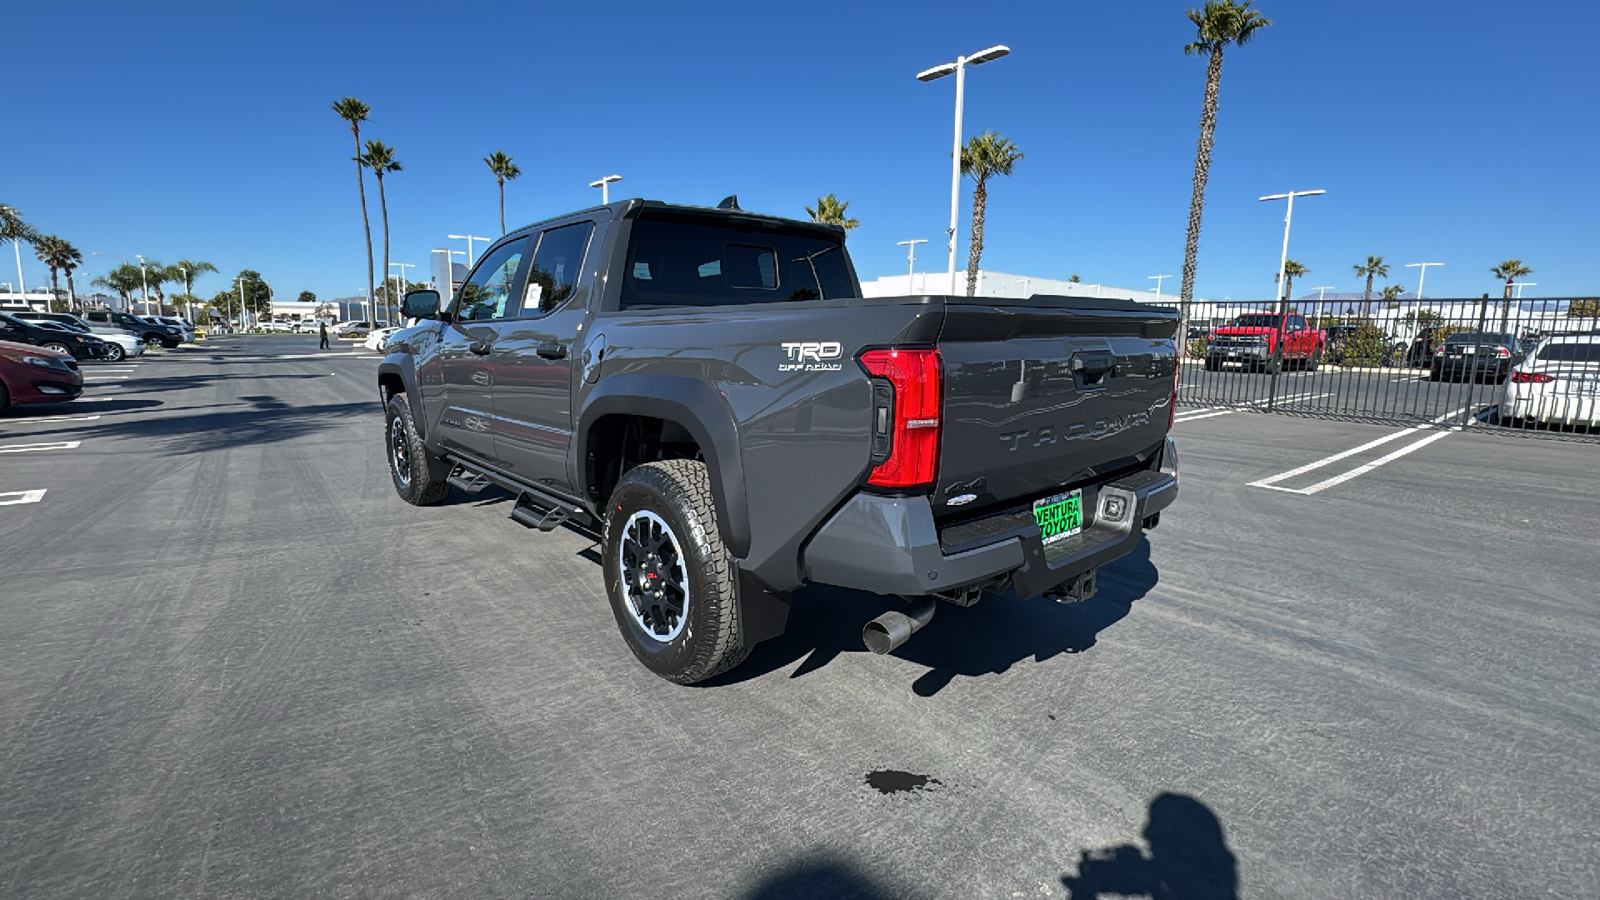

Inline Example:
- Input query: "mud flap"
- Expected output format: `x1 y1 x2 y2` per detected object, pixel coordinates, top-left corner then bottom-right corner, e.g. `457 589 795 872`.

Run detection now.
736 567 791 646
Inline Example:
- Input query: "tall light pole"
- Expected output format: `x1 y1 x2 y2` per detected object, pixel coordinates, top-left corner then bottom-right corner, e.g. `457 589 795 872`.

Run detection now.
91 251 132 312
1512 281 1536 299
917 44 1010 294
1148 274 1173 304
1311 285 1335 324
133 254 151 315
447 234 491 268
589 175 623 204
1259 190 1326 310
234 276 247 330
1404 262 1443 301
388 262 415 325
897 239 928 290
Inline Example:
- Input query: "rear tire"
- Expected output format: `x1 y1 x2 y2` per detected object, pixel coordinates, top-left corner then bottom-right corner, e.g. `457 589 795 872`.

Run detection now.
602 460 748 685
385 394 450 506
1264 356 1281 375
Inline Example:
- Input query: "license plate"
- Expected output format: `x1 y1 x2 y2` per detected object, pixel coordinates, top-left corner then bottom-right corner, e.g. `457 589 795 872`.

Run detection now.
1033 490 1083 549
1464 346 1477 353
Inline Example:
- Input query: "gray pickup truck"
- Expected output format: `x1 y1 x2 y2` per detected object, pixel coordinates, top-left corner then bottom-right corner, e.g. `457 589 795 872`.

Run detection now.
379 198 1179 683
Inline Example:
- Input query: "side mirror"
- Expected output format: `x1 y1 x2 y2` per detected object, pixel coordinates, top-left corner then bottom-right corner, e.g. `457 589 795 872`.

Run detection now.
402 289 440 320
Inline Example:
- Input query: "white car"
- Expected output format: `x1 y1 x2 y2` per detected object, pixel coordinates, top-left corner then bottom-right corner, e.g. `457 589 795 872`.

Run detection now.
294 319 324 334
152 316 197 342
363 326 401 352
86 327 148 362
1500 335 1600 428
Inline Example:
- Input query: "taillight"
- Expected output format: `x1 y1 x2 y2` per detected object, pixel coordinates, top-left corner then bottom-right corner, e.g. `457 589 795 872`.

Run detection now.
1434 347 1445 356
1496 347 1511 359
859 348 941 489
1512 371 1554 383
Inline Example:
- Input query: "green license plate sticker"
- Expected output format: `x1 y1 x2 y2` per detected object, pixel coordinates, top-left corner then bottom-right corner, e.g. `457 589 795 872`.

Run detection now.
1033 490 1083 548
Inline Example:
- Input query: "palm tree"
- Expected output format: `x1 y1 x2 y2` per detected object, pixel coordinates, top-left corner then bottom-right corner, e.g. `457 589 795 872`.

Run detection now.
34 236 82 311
1490 259 1533 331
960 131 1025 297
170 260 217 321
1179 1 1271 328
1276 259 1307 301
91 264 144 307
1379 284 1405 304
359 140 403 325
804 193 860 231
333 97 376 320
1352 255 1389 317
2 203 41 302
484 150 521 234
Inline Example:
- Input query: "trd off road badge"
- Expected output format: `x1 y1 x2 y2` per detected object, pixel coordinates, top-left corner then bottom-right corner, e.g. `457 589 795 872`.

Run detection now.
779 341 843 372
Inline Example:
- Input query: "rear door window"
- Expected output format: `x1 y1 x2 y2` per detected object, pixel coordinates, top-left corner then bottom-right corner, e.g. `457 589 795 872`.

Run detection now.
1536 342 1600 363
522 222 594 315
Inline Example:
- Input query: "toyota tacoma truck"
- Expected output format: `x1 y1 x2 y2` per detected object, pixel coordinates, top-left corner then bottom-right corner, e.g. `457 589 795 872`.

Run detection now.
378 198 1179 683
1204 312 1325 373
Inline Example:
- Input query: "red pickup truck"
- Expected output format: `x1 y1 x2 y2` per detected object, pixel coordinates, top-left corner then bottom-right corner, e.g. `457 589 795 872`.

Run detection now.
1204 313 1326 373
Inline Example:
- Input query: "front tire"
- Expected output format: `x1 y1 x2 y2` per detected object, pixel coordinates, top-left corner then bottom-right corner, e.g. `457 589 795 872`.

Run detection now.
1306 347 1322 372
385 394 450 506
602 460 748 684
103 343 127 362
42 341 71 356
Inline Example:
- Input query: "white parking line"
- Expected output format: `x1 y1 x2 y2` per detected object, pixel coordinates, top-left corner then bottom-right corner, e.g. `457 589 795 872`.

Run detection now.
0 489 46 506
1174 392 1336 424
1249 406 1469 496
0 441 82 453
0 414 101 424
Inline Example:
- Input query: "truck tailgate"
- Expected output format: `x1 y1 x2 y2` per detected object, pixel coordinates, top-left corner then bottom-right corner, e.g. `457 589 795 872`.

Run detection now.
933 297 1178 519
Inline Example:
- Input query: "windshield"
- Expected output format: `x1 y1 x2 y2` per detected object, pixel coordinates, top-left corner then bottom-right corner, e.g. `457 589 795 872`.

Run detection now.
1227 315 1282 328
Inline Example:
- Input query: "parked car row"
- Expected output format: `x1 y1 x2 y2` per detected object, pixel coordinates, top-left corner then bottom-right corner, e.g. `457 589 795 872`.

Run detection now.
0 339 84 413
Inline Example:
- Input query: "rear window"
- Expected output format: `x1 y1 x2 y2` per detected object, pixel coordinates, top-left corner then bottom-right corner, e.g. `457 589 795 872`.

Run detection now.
1443 332 1514 345
1535 342 1600 363
621 217 856 309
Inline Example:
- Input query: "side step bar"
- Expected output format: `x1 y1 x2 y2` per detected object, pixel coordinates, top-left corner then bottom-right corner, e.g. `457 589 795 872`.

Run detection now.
510 491 581 532
447 461 591 532
447 466 491 495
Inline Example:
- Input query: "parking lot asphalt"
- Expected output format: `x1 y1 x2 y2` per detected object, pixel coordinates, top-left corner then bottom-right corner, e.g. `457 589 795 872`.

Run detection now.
2 336 1595 899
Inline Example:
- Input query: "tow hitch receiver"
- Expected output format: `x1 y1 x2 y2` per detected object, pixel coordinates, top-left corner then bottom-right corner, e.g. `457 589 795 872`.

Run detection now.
1044 568 1097 604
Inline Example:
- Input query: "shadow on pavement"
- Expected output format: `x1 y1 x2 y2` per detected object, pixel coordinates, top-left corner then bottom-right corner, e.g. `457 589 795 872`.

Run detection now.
1061 793 1238 900
74 400 374 454
708 538 1159 695
741 861 898 899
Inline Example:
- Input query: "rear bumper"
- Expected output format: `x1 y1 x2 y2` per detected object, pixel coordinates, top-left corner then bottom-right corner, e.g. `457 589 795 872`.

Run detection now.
803 437 1178 599
1502 391 1600 426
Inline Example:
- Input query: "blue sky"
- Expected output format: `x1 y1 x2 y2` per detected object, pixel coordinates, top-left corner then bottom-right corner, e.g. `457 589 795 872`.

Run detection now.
5 0 1596 303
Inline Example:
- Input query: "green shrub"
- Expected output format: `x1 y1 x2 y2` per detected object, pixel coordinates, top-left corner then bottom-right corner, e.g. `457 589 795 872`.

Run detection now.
1186 336 1210 360
1335 324 1395 367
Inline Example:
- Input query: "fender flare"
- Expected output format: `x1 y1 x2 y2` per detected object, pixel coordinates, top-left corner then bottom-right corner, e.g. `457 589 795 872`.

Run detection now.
576 374 750 559
377 355 425 439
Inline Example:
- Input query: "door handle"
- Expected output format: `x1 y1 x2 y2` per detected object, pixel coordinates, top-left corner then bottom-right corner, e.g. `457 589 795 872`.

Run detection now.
536 342 568 360
468 341 492 356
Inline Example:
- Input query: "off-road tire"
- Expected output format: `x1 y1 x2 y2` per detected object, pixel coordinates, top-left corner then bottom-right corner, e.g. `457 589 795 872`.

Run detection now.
602 460 748 684
385 394 450 506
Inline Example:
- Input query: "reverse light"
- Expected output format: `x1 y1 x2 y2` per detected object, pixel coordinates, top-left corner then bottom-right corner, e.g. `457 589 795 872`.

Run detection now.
1511 371 1555 384
859 348 942 489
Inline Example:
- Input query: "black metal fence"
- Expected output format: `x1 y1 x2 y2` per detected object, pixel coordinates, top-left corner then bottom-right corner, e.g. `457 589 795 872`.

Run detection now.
1170 297 1600 439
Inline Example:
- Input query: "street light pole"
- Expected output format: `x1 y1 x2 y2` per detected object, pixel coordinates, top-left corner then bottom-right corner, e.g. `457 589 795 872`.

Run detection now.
917 44 1010 294
447 234 491 267
897 239 928 290
134 254 150 316
589 175 623 204
1311 285 1335 324
1259 190 1326 310
388 262 415 325
1404 262 1443 301
1512 281 1536 299
1148 274 1173 304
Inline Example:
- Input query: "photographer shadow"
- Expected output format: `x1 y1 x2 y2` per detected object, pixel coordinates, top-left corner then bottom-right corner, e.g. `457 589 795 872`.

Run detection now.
1062 793 1238 900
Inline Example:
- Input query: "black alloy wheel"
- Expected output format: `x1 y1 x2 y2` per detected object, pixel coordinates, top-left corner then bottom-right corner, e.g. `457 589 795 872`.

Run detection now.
602 460 747 684
384 394 450 506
